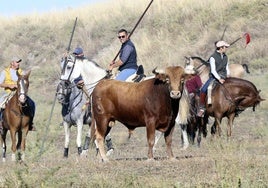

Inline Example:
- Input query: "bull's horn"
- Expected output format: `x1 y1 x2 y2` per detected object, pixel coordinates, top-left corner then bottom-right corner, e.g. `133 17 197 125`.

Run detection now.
152 67 165 74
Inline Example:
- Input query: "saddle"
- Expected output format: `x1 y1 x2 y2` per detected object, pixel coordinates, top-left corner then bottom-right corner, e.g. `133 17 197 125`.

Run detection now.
127 65 146 82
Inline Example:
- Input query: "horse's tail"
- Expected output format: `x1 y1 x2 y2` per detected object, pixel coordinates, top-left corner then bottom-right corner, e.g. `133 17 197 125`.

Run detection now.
178 88 190 124
242 64 250 74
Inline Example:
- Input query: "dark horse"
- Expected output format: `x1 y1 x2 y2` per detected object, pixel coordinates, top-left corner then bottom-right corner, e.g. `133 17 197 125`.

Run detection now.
1 70 33 162
184 56 251 146
197 77 265 145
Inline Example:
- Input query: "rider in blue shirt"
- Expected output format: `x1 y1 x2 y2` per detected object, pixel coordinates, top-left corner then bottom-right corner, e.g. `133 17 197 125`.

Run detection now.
109 29 138 81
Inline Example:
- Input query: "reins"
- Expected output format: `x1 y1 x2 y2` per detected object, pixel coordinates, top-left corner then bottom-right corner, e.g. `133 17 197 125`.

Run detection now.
219 82 245 114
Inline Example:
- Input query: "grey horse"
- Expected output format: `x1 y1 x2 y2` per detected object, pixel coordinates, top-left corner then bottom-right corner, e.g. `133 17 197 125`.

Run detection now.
56 80 114 157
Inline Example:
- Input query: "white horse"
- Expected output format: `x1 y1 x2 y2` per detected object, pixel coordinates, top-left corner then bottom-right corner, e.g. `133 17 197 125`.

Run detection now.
59 55 113 157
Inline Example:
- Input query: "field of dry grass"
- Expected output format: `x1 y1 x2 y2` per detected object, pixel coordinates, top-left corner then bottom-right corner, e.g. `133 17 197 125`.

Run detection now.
0 0 267 187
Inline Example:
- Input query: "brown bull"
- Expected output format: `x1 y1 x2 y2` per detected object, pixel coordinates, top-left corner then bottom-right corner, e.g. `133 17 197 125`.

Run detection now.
91 66 186 161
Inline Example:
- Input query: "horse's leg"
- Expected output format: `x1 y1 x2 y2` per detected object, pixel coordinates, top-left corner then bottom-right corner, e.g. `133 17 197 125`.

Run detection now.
227 113 235 137
214 116 222 137
180 124 189 150
105 132 114 156
211 119 217 136
10 129 17 161
82 124 91 155
1 129 7 162
16 130 22 161
20 128 28 161
76 119 83 155
197 117 203 147
153 131 163 152
63 121 70 158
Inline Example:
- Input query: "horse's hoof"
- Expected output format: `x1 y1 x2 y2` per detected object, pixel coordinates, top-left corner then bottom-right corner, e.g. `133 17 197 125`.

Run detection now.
29 126 36 131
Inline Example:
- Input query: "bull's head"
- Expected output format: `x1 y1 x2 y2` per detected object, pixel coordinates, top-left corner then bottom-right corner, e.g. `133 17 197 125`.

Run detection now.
152 66 185 99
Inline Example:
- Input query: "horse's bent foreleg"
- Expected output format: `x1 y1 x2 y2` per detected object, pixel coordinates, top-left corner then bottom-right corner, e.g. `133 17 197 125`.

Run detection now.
63 122 70 157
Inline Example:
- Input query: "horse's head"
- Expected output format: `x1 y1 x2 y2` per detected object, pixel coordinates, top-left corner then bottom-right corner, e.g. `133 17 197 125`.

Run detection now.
17 70 30 104
56 80 72 104
60 54 80 82
184 56 192 67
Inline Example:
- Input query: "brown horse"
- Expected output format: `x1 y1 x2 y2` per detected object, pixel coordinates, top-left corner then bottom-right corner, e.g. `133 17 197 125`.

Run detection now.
184 56 250 83
183 56 251 145
202 77 264 139
1 70 32 162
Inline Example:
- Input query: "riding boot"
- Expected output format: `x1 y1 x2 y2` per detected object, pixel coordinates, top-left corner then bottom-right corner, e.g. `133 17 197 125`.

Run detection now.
197 92 206 117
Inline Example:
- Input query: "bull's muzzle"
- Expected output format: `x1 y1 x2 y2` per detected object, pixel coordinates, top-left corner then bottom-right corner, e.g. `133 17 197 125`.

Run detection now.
170 90 181 99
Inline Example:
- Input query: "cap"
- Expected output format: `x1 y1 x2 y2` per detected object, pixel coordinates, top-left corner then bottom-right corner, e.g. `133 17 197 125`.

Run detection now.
216 40 230 48
73 47 83 55
184 65 196 74
11 57 22 63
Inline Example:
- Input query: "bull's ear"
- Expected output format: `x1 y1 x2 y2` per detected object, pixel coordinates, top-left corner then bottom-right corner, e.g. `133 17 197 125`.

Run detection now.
155 73 168 83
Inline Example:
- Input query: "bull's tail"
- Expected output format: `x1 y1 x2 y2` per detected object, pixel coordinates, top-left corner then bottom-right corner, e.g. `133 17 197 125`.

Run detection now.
90 115 96 148
242 64 250 74
178 88 190 124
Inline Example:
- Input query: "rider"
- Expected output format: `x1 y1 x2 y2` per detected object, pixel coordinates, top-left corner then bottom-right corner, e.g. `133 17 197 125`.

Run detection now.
72 47 86 88
0 57 36 134
109 29 138 81
197 40 230 117
184 65 202 97
184 65 202 108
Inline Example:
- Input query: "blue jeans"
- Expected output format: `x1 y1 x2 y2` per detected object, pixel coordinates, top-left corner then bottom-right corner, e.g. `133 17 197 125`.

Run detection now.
115 68 137 81
200 77 215 93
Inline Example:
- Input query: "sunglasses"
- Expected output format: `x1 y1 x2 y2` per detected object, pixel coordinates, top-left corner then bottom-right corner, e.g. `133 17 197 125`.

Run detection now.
118 35 126 39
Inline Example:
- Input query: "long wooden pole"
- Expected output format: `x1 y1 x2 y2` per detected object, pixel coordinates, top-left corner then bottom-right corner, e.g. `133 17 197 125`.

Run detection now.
113 0 154 61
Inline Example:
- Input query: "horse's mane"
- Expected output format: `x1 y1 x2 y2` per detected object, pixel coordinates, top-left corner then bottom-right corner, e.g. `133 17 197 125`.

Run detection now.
190 56 208 64
78 58 108 84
